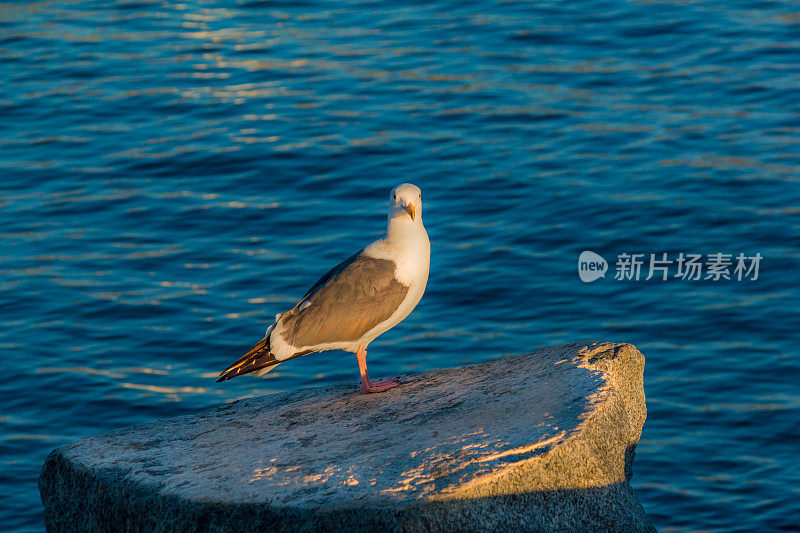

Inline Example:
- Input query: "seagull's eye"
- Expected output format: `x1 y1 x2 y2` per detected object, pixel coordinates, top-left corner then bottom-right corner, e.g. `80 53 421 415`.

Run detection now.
393 193 397 200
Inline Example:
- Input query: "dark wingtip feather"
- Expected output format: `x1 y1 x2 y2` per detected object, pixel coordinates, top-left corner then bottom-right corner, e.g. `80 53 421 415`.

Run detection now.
216 336 275 383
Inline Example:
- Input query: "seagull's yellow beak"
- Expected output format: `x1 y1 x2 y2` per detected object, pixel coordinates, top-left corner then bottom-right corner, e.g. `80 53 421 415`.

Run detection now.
403 202 416 221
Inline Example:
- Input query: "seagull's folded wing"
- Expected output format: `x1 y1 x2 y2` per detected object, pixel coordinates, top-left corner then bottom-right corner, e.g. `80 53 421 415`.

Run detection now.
277 251 409 349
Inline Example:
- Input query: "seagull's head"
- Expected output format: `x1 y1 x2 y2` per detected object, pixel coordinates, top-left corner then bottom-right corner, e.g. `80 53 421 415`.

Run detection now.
389 183 422 223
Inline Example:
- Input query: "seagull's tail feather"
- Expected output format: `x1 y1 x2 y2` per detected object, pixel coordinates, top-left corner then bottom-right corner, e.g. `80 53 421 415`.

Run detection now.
217 336 279 382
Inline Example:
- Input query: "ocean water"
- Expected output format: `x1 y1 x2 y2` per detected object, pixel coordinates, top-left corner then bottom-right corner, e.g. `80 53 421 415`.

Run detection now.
1 0 799 530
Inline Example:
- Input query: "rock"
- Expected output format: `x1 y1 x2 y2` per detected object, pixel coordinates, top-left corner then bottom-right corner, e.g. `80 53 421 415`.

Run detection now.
39 342 653 532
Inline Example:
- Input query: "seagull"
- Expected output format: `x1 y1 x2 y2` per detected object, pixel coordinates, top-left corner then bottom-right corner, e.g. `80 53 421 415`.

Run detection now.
217 183 430 394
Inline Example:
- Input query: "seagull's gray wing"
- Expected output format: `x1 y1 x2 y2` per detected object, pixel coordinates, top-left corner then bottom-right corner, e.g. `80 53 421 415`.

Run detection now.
277 250 409 348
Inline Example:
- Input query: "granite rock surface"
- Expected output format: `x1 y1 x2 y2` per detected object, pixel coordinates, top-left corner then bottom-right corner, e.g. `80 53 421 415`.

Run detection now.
40 341 653 532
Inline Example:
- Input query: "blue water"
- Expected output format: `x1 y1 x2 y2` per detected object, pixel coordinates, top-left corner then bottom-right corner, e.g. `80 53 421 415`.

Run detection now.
2 0 799 530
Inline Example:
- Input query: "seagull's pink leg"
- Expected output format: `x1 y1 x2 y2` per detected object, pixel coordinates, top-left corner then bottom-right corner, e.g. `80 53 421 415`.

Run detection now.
356 345 399 394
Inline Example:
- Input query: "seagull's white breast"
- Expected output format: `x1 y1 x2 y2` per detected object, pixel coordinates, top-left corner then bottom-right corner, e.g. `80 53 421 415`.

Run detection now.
358 222 430 347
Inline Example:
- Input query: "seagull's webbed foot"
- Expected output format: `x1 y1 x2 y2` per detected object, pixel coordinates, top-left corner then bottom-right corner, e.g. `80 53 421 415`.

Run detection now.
356 345 399 394
361 377 399 394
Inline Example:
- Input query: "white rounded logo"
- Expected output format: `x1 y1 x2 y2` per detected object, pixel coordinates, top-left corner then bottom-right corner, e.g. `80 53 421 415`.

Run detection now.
578 251 608 282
